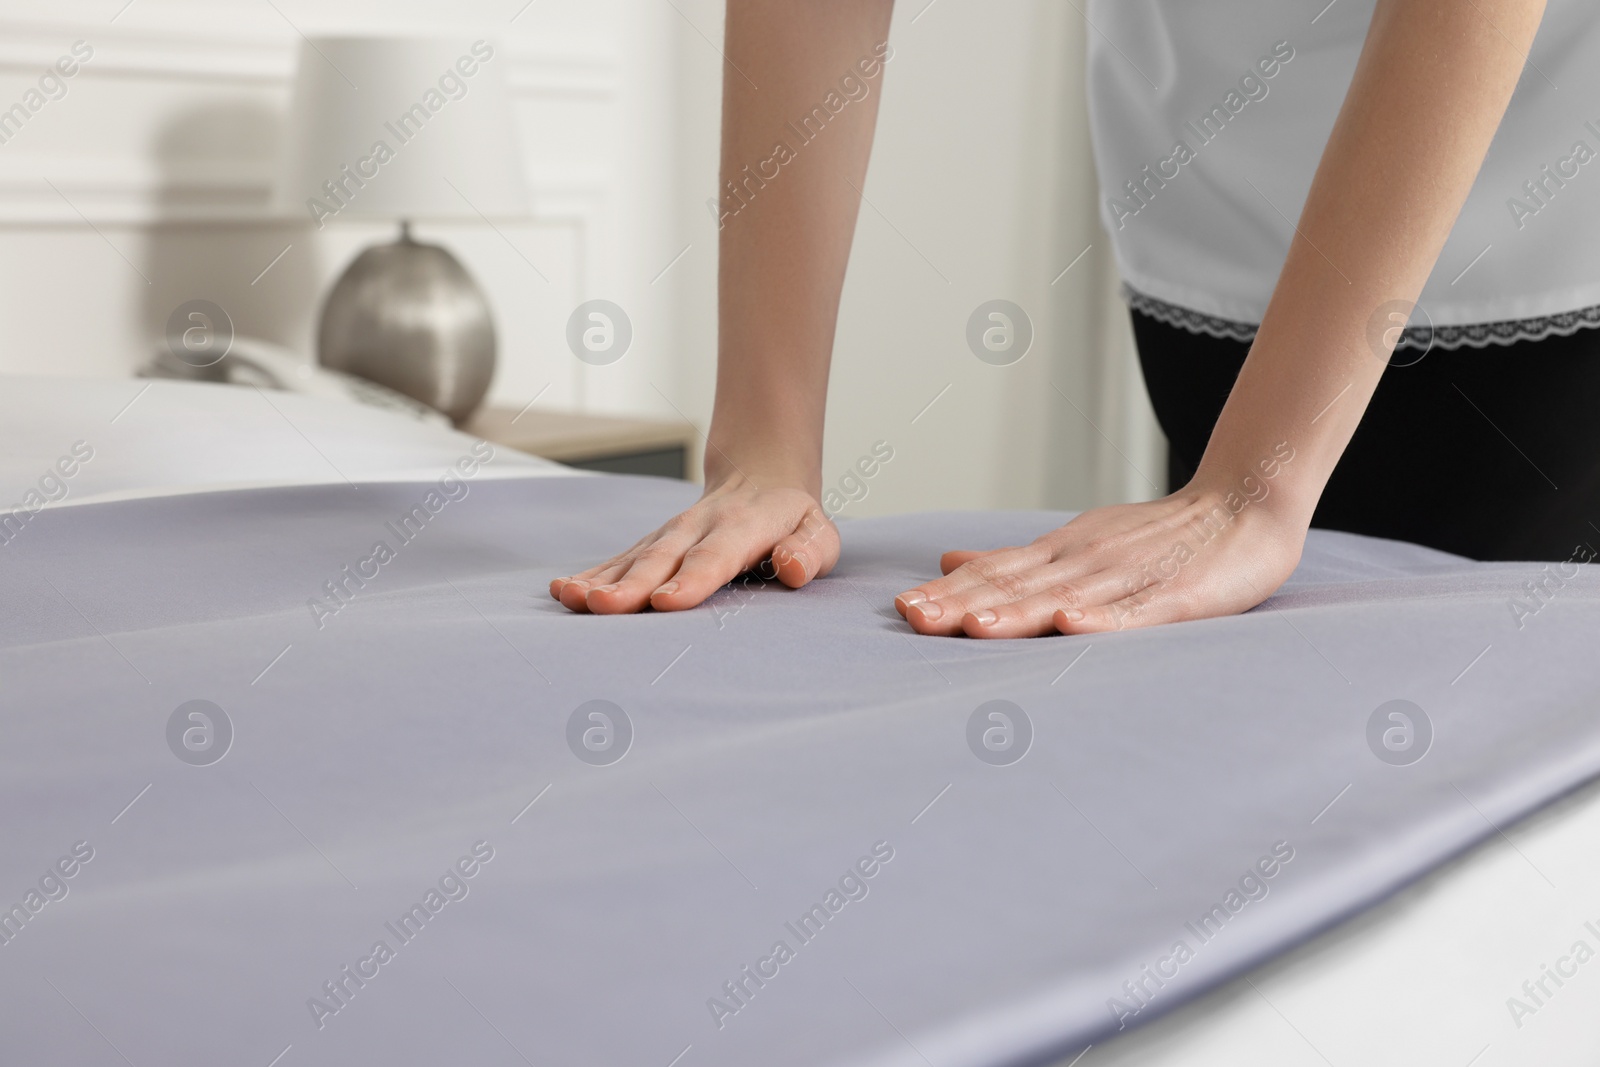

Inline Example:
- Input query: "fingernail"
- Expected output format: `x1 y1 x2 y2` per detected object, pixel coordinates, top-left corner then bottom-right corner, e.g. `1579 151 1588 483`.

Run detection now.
1058 608 1083 623
914 601 943 622
654 581 679 597
897 591 926 609
971 609 997 626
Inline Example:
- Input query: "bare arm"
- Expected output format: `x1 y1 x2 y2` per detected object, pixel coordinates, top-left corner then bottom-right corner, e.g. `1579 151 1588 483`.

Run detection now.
709 1 895 495
553 0 894 614
900 0 1548 636
1202 0 1547 526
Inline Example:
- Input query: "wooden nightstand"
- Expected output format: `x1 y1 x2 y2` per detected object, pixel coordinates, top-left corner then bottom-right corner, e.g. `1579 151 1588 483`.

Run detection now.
464 406 700 480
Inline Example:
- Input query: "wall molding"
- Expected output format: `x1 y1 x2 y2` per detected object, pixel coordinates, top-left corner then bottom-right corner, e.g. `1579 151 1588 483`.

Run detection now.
0 17 617 225
0 18 616 96
0 155 612 227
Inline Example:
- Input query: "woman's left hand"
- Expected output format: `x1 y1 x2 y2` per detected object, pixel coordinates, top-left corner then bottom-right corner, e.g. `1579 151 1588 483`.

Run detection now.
893 481 1307 637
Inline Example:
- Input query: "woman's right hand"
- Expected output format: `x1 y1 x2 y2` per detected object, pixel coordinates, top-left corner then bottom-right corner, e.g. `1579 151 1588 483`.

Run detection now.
548 474 840 614
554 1 890 617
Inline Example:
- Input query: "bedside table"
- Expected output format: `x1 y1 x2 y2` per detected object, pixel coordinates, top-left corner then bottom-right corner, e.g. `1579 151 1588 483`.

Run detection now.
464 406 700 480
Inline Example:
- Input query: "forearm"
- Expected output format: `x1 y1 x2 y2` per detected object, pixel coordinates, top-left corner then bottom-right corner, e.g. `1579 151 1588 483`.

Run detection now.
707 0 895 494
1196 0 1546 524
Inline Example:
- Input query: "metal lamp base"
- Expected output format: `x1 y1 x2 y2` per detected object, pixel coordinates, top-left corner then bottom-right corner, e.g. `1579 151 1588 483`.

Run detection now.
317 222 496 425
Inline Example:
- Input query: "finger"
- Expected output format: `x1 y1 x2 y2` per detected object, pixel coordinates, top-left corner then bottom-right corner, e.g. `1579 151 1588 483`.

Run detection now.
580 517 703 613
552 520 677 604
551 559 617 599
585 540 698 614
902 551 1089 635
958 569 1135 638
896 545 1049 622
552 557 635 608
647 529 771 611
770 507 840 588
919 560 1129 635
938 547 1011 575
917 506 1181 605
1055 580 1197 635
939 550 977 575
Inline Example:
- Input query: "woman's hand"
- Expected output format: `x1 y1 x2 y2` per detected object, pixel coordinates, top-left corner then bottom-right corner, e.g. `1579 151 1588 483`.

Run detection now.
885 0 1546 641
893 478 1306 638
552 1 889 618
550 474 839 614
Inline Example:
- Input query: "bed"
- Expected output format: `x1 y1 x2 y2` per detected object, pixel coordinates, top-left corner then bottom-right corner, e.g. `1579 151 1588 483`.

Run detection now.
3 377 1598 1067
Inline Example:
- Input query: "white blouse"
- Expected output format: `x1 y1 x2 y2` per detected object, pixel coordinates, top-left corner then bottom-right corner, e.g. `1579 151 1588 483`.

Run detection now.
1085 0 1600 348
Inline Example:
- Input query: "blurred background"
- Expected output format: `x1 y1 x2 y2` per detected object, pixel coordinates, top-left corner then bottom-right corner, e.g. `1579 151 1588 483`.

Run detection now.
0 0 1161 517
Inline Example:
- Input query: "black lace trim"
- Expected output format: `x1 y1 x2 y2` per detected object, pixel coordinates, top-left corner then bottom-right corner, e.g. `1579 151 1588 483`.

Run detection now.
1123 284 1600 351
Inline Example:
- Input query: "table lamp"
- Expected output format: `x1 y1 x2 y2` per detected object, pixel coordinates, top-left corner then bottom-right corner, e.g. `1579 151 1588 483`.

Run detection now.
274 36 529 424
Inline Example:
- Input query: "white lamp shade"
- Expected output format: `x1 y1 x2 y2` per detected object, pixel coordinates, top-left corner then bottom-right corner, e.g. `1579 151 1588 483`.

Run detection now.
274 36 529 223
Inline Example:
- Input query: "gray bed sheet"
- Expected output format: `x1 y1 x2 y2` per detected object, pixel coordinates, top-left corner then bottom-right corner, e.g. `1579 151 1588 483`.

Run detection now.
2 474 1598 1067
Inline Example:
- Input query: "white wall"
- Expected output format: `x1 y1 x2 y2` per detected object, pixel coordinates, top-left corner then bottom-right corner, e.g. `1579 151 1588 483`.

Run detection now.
0 0 1161 515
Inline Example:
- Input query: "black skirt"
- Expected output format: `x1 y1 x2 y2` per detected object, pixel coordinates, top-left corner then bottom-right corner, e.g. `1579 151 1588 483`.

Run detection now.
1131 310 1600 562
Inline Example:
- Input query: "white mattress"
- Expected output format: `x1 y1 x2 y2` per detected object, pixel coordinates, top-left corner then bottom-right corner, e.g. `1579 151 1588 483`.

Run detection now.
1068 774 1600 1065
0 376 578 509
